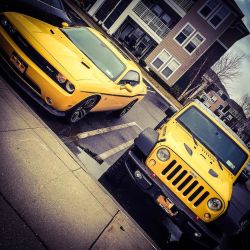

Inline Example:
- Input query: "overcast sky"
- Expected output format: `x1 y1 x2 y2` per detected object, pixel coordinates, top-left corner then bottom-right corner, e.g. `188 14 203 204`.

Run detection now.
225 0 250 102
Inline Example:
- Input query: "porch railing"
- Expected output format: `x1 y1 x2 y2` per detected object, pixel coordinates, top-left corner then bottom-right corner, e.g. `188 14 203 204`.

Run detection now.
174 0 195 12
133 1 171 39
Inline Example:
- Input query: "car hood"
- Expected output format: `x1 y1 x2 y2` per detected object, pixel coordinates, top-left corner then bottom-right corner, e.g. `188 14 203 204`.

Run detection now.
160 121 233 202
8 13 113 84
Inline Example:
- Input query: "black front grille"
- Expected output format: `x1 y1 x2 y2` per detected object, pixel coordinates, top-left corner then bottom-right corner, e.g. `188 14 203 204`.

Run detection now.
0 15 59 82
162 160 210 207
13 33 59 81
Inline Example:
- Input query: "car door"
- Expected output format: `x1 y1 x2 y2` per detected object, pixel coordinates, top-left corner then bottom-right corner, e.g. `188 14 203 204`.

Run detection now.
98 70 142 111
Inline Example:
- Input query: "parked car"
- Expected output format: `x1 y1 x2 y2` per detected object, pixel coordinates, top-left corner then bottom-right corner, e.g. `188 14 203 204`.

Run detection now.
124 100 250 248
0 11 146 123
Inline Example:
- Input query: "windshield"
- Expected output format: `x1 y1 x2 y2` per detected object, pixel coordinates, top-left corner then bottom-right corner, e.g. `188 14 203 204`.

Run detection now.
62 27 126 80
177 107 248 174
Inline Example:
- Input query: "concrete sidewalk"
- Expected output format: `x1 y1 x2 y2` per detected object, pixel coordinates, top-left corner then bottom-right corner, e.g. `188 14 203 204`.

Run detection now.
0 76 156 249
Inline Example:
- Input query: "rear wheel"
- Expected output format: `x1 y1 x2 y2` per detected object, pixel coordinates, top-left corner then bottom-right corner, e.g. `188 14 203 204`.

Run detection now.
66 96 99 123
113 99 137 118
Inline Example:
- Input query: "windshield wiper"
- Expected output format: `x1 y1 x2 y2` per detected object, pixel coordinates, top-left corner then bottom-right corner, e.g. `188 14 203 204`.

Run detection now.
192 134 198 146
215 157 224 171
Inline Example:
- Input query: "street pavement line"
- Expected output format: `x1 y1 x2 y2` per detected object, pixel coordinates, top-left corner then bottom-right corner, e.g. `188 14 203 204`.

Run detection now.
77 122 140 139
98 140 134 160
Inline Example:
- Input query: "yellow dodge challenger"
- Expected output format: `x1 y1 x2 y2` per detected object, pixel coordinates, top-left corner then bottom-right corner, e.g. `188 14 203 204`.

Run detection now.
0 12 147 123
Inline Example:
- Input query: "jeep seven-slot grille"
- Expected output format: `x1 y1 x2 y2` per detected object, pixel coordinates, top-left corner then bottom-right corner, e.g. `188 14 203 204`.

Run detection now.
161 160 210 207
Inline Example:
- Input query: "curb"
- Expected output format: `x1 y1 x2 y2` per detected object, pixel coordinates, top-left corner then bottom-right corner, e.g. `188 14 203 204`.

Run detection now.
3 76 157 249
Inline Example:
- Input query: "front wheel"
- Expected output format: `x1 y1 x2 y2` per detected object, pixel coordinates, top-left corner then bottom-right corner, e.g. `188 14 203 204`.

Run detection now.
113 99 137 118
66 96 99 123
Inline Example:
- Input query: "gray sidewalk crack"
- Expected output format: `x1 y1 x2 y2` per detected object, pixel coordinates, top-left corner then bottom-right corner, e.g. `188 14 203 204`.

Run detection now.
0 127 42 132
0 191 49 250
88 210 120 250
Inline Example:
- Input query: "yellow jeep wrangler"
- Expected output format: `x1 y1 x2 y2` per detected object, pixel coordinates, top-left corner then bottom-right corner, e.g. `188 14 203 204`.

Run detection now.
125 100 250 247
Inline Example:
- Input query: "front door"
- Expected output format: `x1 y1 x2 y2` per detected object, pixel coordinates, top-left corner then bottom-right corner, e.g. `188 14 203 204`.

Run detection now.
114 18 157 60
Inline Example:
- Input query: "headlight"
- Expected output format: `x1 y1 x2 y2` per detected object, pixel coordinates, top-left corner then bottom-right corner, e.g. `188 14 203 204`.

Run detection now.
65 81 75 93
1 16 8 27
56 73 67 84
207 198 222 211
157 148 170 162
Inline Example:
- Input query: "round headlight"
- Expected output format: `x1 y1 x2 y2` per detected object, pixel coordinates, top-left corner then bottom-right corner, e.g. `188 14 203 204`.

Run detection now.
56 73 67 84
157 148 170 162
207 198 222 211
1 17 8 27
65 81 75 93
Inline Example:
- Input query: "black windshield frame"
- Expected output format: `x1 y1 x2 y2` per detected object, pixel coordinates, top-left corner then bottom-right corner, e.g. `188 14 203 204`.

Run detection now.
177 106 248 175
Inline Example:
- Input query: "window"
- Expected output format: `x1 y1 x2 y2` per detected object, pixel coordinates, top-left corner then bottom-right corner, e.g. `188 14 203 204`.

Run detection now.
222 105 230 113
208 6 230 28
184 33 205 54
199 1 230 29
199 0 220 19
151 50 171 69
175 24 195 45
211 95 217 103
227 114 233 121
201 95 208 101
178 107 248 174
152 5 163 16
161 59 180 79
161 13 172 26
221 94 228 101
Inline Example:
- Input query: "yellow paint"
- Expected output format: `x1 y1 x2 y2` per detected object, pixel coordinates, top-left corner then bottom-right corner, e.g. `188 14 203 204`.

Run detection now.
0 12 146 112
145 102 250 223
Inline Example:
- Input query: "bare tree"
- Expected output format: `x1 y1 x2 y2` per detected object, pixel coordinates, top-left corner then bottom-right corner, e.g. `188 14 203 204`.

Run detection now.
177 54 210 102
211 52 245 82
240 94 250 118
178 52 245 102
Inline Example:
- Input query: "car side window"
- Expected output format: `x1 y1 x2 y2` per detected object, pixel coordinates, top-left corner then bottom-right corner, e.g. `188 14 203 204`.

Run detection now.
120 71 140 86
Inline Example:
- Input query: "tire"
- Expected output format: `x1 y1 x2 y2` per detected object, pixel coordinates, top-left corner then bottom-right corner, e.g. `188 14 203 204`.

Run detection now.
113 99 137 118
66 96 99 123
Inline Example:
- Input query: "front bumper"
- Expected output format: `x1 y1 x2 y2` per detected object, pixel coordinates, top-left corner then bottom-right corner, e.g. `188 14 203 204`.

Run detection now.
0 52 66 117
0 24 91 113
125 148 221 247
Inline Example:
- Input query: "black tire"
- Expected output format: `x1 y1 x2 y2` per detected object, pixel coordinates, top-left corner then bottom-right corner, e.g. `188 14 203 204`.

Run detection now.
113 99 137 118
66 96 99 123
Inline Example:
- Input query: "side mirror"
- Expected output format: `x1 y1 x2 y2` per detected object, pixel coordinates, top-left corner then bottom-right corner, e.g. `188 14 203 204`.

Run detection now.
165 106 177 118
62 22 69 28
120 83 133 93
